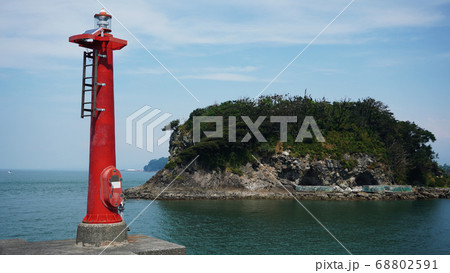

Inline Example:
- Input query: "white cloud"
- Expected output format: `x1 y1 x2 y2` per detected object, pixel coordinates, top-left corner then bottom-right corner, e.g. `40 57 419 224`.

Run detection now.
0 0 97 70
182 73 262 82
122 67 166 75
180 65 262 82
106 0 448 46
0 0 449 71
311 67 344 75
420 117 450 140
369 58 407 68
203 66 259 73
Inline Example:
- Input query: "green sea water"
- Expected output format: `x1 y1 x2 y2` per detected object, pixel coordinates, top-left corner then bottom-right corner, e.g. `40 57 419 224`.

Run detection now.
1 170 449 254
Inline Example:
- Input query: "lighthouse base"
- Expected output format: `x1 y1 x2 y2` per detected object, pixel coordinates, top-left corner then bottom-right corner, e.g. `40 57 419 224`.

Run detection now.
76 221 128 247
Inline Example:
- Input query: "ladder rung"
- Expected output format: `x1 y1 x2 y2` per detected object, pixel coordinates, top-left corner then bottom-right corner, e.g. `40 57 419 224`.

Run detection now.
82 50 98 119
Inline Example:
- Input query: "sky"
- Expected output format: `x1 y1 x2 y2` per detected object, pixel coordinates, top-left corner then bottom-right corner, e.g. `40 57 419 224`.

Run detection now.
0 0 449 170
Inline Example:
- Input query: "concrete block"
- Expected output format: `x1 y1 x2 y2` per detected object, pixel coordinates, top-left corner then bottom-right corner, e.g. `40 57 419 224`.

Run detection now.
295 185 334 192
76 221 128 247
362 185 412 193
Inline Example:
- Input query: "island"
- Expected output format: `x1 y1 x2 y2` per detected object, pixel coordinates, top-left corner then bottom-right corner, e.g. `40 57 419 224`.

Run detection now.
143 157 168 172
125 95 450 200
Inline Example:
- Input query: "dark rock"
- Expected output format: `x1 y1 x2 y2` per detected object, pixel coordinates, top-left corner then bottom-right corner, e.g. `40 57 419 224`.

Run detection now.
125 143 449 200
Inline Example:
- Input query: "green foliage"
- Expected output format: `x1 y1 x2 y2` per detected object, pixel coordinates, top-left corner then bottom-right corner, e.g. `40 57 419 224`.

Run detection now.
439 164 450 175
173 95 442 185
144 157 168 172
229 166 244 176
425 172 450 188
340 159 357 170
164 159 178 170
163 119 180 131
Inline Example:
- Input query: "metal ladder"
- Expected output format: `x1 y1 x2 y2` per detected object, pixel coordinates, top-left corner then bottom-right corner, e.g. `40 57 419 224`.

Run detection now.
81 50 99 118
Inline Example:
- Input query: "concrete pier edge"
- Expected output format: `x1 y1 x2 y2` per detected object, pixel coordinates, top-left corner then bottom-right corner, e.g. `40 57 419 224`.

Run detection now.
0 234 185 255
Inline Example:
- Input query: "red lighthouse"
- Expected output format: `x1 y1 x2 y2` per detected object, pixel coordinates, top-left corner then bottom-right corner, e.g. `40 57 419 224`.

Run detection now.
70 9 128 246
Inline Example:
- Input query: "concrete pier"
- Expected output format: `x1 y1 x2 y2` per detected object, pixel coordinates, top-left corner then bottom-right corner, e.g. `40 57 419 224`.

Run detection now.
76 222 128 247
0 234 185 255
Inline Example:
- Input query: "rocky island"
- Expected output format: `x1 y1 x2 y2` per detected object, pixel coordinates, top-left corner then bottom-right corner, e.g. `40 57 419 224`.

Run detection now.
125 95 450 200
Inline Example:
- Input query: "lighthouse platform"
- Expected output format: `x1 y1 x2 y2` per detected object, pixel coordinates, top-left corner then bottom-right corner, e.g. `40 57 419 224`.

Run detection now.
0 234 185 255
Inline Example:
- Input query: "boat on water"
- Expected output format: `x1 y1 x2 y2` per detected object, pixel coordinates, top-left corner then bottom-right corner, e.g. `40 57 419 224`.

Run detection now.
7 170 13 174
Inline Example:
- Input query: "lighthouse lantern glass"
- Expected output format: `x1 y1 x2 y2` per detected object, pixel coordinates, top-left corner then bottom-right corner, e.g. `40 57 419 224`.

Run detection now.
95 15 111 29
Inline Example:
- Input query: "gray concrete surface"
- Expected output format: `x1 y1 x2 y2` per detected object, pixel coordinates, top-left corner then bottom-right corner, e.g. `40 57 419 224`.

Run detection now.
76 222 128 247
0 234 185 255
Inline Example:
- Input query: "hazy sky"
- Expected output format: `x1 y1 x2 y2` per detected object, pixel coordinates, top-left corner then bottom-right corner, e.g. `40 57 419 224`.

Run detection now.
1 0 449 170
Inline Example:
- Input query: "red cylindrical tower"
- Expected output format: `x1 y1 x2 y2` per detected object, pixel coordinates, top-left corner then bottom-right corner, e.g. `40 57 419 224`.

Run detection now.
69 9 127 225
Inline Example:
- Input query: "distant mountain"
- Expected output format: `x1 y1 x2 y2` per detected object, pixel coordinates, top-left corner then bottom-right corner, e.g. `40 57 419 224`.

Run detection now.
143 157 168 172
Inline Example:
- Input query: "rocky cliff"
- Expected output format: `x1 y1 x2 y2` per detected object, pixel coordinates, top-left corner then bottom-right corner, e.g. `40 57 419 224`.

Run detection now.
125 151 397 200
124 153 450 200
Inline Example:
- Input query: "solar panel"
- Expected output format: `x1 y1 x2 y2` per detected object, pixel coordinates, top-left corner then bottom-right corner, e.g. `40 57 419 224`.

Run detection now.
83 27 102 35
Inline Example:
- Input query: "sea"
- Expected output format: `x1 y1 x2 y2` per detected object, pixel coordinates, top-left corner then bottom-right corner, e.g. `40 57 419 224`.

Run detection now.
1 169 449 255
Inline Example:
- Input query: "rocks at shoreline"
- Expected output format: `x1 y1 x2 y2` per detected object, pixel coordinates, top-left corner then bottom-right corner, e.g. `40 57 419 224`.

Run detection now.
271 153 393 189
124 157 450 201
124 149 448 201
125 185 450 201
